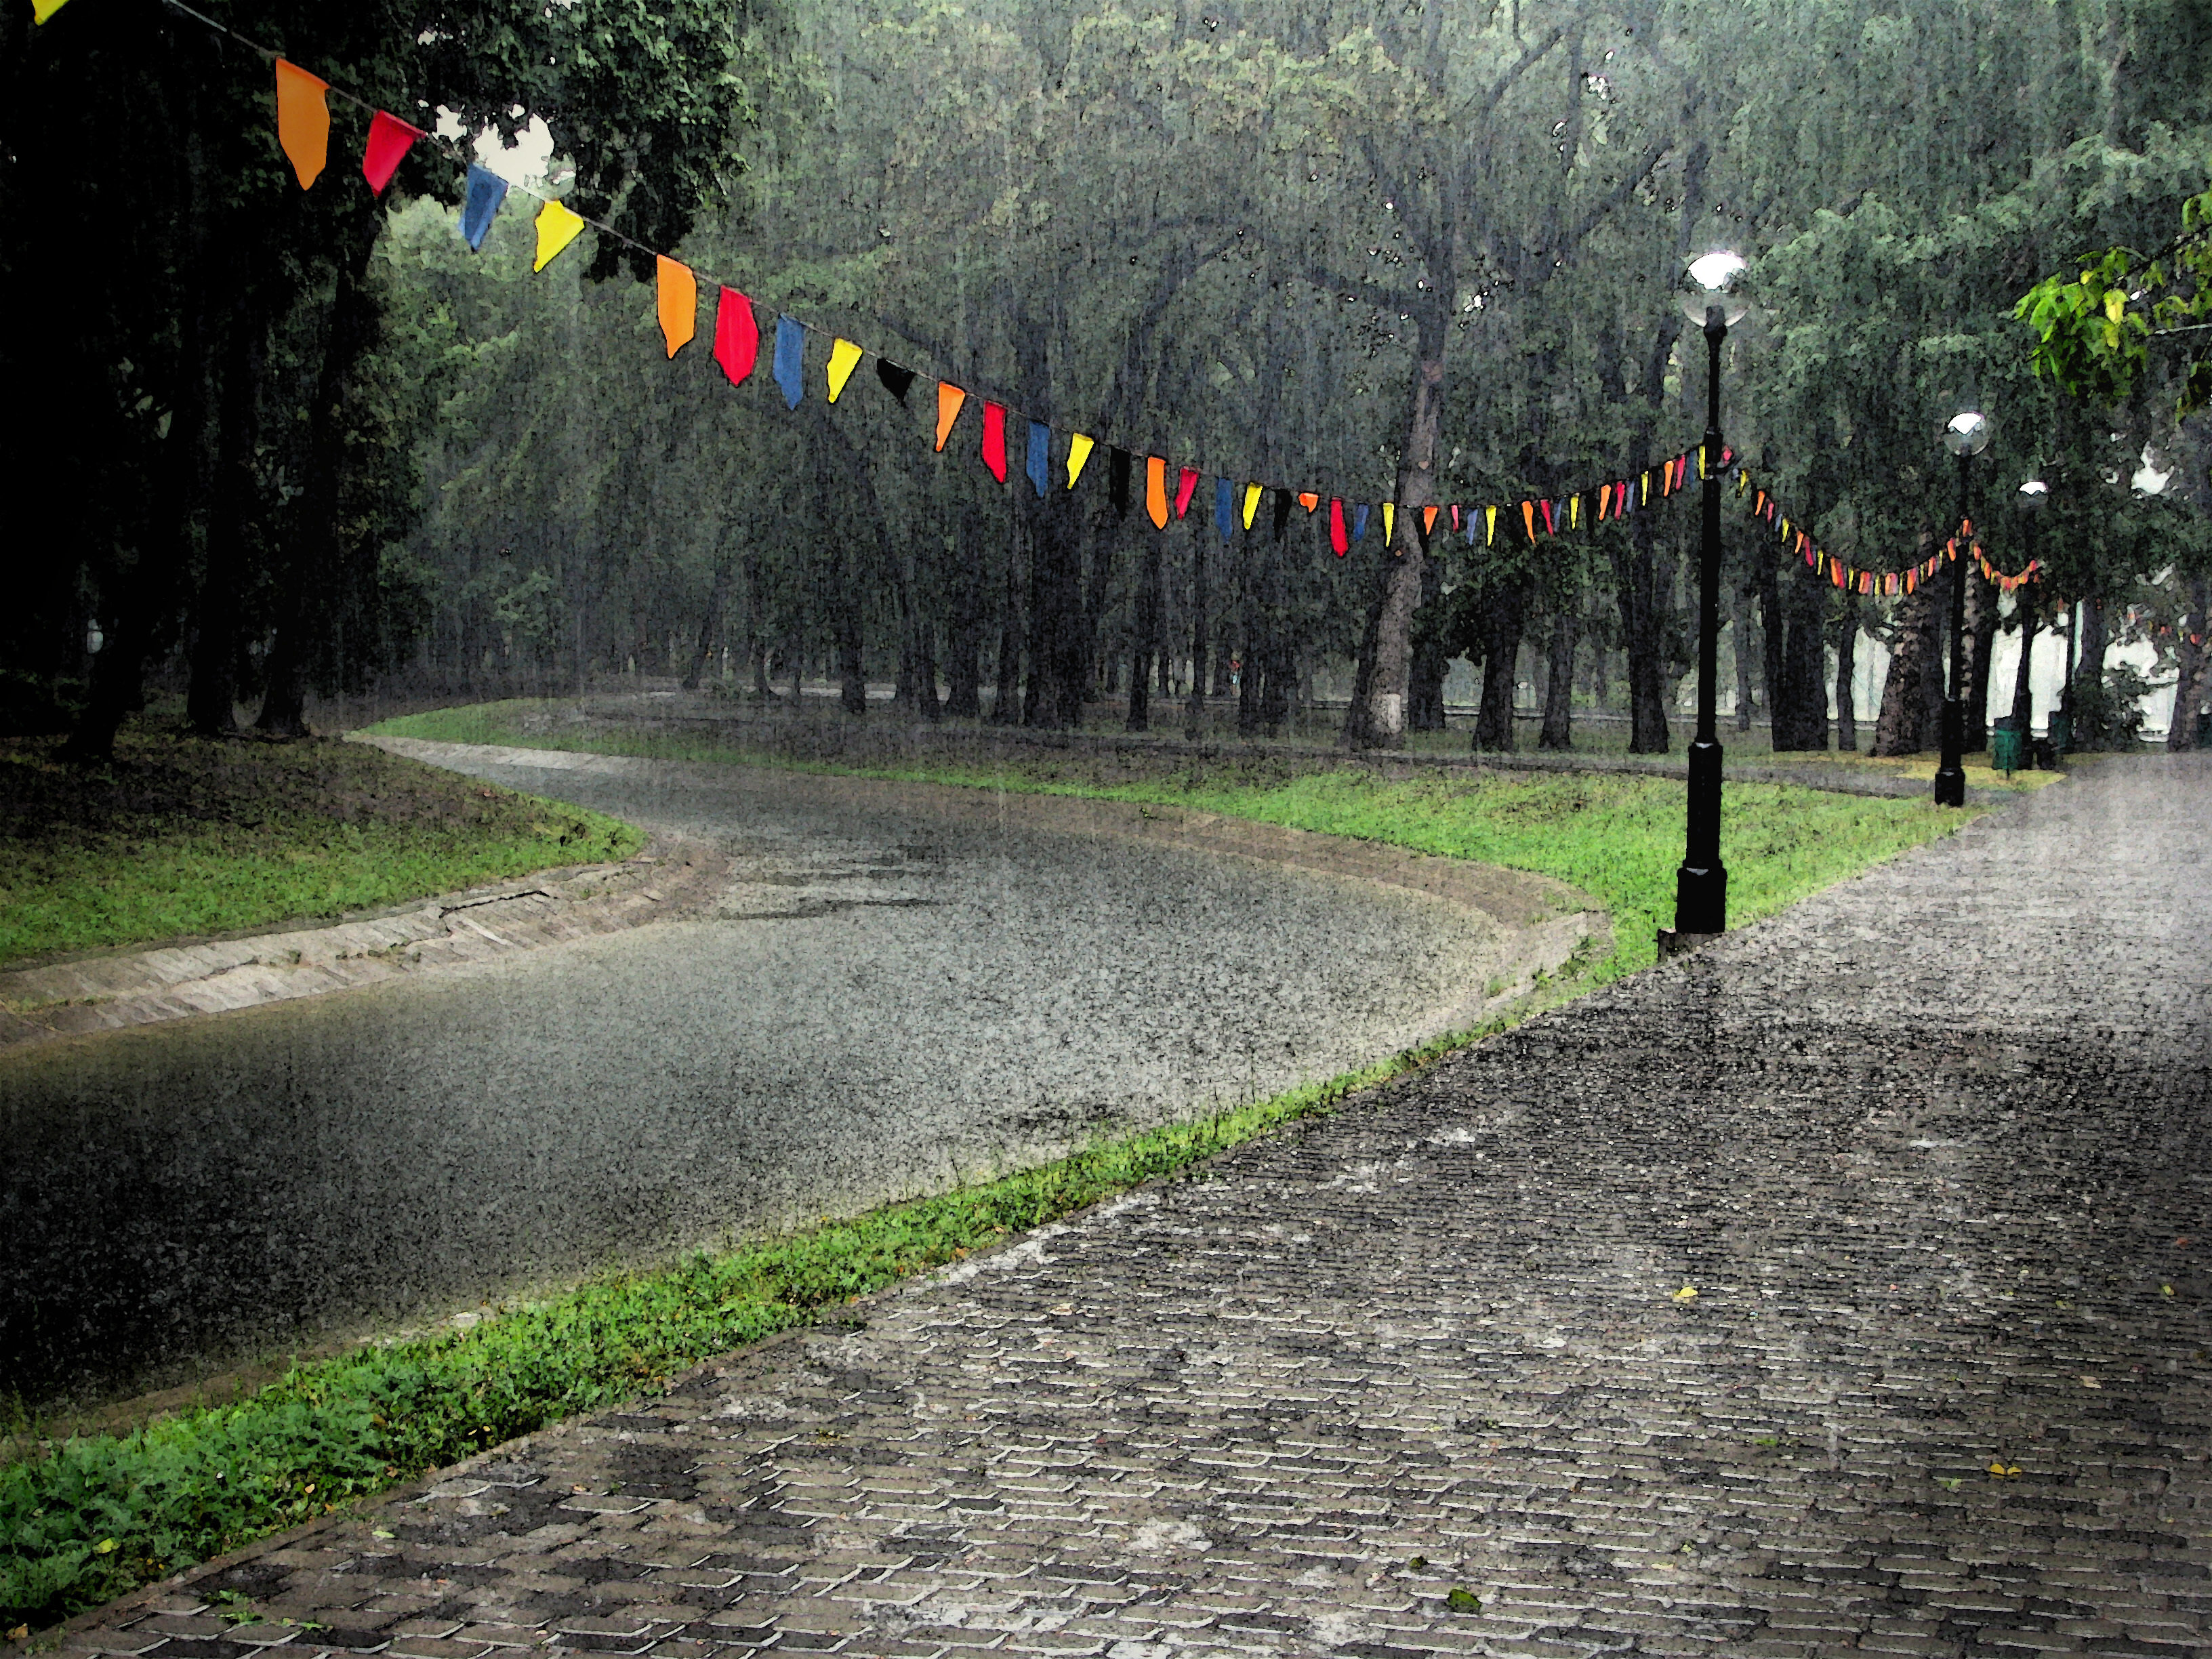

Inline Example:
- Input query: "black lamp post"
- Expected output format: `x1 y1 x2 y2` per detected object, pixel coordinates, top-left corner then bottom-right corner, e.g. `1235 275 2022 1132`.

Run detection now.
2008 480 2046 735
1667 251 1749 948
1934 411 1989 807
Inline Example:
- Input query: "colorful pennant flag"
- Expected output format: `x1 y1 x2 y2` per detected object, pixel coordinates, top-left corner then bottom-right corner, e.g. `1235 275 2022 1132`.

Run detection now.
1382 502 1396 548
273 60 330 190
1242 483 1263 531
657 258 697 358
31 0 73 20
1216 478 1234 544
876 360 915 404
533 199 586 272
1298 492 1319 514
1422 505 1440 541
1110 448 1132 518
935 383 966 451
1351 504 1369 543
1066 432 1094 489
1272 489 1292 541
1521 501 1536 543
714 289 758 386
1486 506 1498 547
1174 467 1200 520
362 110 424 196
1027 420 1050 497
1330 499 1348 556
1146 457 1170 529
981 402 1008 483
773 316 803 407
826 338 863 403
459 165 508 251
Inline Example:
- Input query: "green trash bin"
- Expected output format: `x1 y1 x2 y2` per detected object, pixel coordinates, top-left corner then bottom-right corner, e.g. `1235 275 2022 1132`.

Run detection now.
1989 723 2023 777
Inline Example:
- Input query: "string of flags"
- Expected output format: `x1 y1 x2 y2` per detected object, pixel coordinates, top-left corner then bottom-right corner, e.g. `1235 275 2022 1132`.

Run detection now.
1733 470 2044 598
36 0 2063 598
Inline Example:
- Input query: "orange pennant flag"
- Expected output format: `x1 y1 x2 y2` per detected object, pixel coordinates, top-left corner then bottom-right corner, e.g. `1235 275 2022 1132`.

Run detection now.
656 257 697 357
1422 505 1439 538
1521 500 1536 543
935 383 966 452
274 60 331 190
1297 491 1319 514
1146 457 1170 529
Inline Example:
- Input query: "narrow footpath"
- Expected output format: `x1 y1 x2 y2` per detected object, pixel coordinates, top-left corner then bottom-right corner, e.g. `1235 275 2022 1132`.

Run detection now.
52 757 2212 1659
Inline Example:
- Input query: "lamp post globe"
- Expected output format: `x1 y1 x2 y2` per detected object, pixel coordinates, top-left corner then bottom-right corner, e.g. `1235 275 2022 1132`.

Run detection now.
1664 251 1752 953
1932 411 1988 806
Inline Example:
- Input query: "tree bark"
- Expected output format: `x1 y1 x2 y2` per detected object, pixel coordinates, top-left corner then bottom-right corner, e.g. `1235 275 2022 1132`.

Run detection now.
1872 582 1940 755
1407 551 1449 732
1834 594 1860 752
1731 575 1755 733
991 506 1022 724
943 504 984 718
1774 566 1828 751
2167 576 2208 752
683 534 736 692
1126 527 1162 731
186 295 266 735
1756 550 1784 741
1610 497 1672 754
1343 333 1446 748
1473 571 1528 753
2009 596 2040 732
259 230 382 738
1539 602 1578 752
1183 523 1209 743
1023 483 1086 729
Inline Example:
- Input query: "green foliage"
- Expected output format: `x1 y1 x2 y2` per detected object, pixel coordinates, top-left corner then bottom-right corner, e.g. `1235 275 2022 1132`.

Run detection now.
2017 182 2212 415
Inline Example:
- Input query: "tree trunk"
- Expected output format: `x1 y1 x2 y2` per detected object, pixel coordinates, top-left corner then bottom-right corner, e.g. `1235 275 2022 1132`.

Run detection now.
2074 594 2108 740
2167 576 2208 752
1343 330 1446 748
1965 566 1996 751
683 536 736 692
1473 571 1527 752
1756 551 1784 743
991 506 1022 724
1834 594 1860 752
1539 602 1578 751
1872 582 1940 755
1183 523 1209 743
1774 566 1828 751
1126 528 1162 732
944 504 984 718
1611 501 1671 754
1023 482 1086 729
259 232 382 738
1407 551 1449 732
186 297 266 736
2010 598 2040 732
1731 575 1756 733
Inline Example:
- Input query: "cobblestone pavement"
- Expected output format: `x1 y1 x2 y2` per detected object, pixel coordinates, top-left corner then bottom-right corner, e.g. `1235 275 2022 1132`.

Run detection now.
56 756 2212 1658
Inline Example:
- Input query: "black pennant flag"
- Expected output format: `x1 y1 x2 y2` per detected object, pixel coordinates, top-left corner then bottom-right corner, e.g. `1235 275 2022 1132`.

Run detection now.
1109 447 1133 520
1272 487 1292 542
876 359 916 405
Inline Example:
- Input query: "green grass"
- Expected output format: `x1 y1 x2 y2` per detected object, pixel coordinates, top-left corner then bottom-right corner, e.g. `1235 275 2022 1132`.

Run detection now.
0 1023 1507 1635
370 698 1985 981
0 724 643 970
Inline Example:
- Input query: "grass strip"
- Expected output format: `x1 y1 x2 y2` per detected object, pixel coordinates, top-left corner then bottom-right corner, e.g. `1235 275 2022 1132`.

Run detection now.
0 1009 1534 1636
0 726 643 968
369 699 1984 982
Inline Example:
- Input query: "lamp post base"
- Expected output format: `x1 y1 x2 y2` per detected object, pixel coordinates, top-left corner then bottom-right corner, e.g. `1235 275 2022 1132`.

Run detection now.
1933 698 1967 807
1672 863 1727 937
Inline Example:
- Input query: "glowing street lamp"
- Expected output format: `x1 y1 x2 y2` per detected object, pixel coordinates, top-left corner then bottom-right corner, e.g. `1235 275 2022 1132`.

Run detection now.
1664 251 1750 949
1934 411 1989 806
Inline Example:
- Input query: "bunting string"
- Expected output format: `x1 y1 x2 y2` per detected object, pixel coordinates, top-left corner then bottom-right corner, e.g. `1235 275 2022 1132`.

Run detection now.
41 0 2054 586
1732 468 2045 600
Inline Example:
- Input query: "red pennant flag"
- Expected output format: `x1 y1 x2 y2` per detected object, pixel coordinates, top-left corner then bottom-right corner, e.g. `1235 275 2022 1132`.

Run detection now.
1804 542 1816 568
1330 498 1348 556
1174 466 1200 519
362 110 424 196
1538 499 1555 535
713 289 758 386
1450 504 1462 532
981 402 1008 482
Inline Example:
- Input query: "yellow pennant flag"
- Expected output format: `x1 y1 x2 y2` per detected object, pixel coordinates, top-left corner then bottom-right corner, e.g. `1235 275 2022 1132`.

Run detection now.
1485 506 1497 548
1067 432 1096 489
273 60 331 191
1382 502 1396 548
33 0 74 21
656 256 697 358
825 338 863 403
533 200 586 272
1242 483 1263 529
1570 494 1581 530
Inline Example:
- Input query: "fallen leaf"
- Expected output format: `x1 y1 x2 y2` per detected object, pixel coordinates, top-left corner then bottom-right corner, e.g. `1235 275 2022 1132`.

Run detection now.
1986 1460 2022 1478
9 1626 30 1642
2079 1376 2102 1388
1446 1587 1482 1613
2162 1284 2175 1296
1672 1285 1698 1303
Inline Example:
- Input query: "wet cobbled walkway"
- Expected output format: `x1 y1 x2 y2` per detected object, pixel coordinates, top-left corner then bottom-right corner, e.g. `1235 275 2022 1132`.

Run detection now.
59 756 2212 1658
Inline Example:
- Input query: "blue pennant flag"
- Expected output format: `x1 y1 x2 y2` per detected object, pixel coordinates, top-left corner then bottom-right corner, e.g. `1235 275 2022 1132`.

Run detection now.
1215 477 1234 544
1351 504 1370 542
773 316 804 409
459 164 508 252
1027 421 1050 498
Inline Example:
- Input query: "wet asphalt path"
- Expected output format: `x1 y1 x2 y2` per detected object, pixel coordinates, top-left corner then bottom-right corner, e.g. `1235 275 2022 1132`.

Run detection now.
0 753 1510 1410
